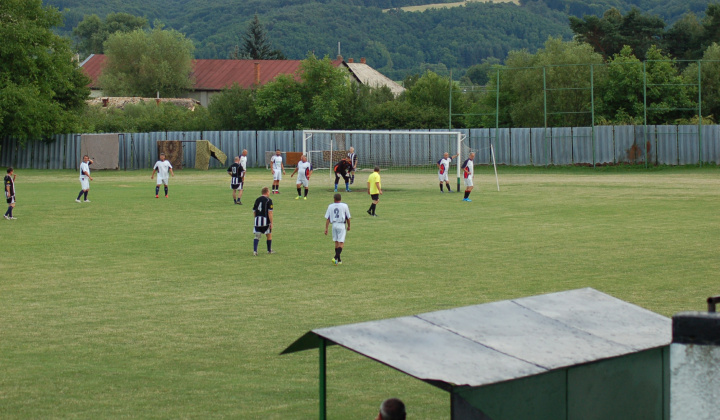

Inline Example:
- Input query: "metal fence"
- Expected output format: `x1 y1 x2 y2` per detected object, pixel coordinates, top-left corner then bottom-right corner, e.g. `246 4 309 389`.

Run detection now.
2 126 720 170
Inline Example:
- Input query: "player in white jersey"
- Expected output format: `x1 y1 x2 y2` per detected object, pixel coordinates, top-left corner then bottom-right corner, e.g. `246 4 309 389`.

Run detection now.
324 193 351 265
290 154 313 200
461 152 475 202
239 149 248 185
270 149 285 194
151 153 175 198
437 152 458 193
75 155 93 202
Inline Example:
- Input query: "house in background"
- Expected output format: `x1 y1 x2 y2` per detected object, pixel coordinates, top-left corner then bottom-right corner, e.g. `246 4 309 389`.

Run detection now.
79 54 405 107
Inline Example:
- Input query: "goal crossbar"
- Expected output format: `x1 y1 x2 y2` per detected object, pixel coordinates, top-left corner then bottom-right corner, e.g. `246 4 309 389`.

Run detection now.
302 130 467 189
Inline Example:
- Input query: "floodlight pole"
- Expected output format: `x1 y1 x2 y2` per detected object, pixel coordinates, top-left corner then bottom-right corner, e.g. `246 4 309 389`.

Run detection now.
319 338 327 420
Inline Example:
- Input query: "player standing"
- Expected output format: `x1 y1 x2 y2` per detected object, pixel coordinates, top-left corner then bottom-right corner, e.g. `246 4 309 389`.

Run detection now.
290 154 313 200
4 167 16 220
437 152 458 193
240 149 248 186
227 156 245 204
270 149 285 194
75 155 93 203
151 153 174 198
252 187 275 256
461 152 475 202
366 166 382 217
347 147 358 184
324 193 351 265
334 157 353 192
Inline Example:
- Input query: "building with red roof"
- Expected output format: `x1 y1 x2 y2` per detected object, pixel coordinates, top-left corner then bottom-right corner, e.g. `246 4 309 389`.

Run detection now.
79 54 404 106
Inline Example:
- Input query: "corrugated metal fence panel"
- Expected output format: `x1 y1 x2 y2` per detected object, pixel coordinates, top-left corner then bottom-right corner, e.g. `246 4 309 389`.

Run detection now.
214 131 240 166
389 133 410 165
183 139 197 169
429 130 457 166
51 135 67 169
595 126 615 164
32 140 50 169
510 128 531 166
677 125 699 165
573 127 593 165
531 128 548 166
470 128 492 165
633 125 654 164
701 125 720 164
494 128 510 165
551 127 572 165
0 137 11 167
409 130 430 166
614 126 635 164
370 133 392 167
656 125 677 165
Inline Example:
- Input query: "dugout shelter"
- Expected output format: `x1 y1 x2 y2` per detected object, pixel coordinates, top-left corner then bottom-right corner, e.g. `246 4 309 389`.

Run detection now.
282 288 671 420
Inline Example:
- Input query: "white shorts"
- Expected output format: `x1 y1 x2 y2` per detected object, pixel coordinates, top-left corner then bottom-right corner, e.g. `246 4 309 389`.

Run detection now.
273 171 282 181
438 173 449 182
297 178 309 188
156 176 169 185
79 176 90 190
331 224 347 242
464 176 474 187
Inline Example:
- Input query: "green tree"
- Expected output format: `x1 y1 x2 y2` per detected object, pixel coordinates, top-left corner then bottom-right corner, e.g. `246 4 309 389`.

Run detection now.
254 74 304 130
0 0 90 142
207 84 260 130
405 71 465 127
663 13 705 62
99 26 195 98
231 14 285 60
682 43 720 122
465 58 501 86
73 13 149 57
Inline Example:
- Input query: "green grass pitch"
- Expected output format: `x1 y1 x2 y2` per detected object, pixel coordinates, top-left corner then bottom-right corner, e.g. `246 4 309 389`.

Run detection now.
1 165 719 419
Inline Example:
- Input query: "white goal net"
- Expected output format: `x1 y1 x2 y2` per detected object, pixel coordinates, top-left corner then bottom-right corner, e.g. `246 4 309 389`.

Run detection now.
303 130 476 189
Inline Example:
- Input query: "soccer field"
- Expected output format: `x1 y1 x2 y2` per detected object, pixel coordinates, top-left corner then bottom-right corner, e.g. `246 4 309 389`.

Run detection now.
1 166 719 419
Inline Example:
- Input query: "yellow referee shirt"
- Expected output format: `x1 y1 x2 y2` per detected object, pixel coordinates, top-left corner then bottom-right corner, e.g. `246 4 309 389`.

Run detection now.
367 171 381 194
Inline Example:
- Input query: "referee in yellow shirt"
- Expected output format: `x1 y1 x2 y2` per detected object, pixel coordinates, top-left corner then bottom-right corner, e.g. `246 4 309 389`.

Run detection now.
366 166 382 217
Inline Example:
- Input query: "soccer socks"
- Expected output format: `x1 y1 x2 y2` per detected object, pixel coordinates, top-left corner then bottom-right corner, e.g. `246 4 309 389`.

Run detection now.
345 182 349 191
304 188 308 197
440 184 444 192
83 191 89 200
164 186 168 196
297 187 302 197
77 191 84 200
369 203 376 215
334 247 340 260
5 206 11 216
337 247 343 262
446 183 453 191
156 186 160 195
464 191 470 199
334 183 338 192
253 239 259 252
267 240 272 252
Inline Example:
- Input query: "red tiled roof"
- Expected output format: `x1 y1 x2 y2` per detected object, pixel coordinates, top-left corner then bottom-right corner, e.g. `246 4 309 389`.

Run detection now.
80 54 346 91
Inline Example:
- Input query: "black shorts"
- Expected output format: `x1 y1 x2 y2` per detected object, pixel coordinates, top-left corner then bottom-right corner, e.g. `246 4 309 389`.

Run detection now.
335 172 349 182
371 194 379 201
254 225 270 234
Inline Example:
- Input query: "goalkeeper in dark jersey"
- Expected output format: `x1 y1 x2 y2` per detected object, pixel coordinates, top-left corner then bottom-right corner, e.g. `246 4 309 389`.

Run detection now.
333 158 353 193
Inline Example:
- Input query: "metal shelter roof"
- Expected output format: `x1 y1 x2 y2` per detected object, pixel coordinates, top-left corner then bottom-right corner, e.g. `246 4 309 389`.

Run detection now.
282 288 671 390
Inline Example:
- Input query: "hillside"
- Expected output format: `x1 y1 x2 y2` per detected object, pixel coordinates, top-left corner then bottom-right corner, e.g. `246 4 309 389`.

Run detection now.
45 0 717 80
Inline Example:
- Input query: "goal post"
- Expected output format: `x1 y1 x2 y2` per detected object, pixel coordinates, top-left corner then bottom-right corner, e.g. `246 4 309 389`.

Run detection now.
302 130 468 191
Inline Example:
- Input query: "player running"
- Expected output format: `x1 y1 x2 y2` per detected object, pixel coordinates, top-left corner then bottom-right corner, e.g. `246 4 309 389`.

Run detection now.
461 152 475 202
227 156 245 204
270 149 285 194
437 152 458 193
334 157 353 192
252 187 275 255
151 153 174 198
324 193 351 265
290 154 313 200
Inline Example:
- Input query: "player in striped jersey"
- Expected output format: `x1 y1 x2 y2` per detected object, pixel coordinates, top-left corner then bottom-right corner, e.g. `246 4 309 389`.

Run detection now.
461 152 475 202
290 155 313 200
4 167 16 220
347 147 358 184
437 152 458 193
252 187 275 256
324 193 351 265
227 156 245 204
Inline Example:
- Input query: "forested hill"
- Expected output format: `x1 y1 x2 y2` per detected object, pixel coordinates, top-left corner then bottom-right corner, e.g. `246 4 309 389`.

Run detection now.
46 0 717 80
